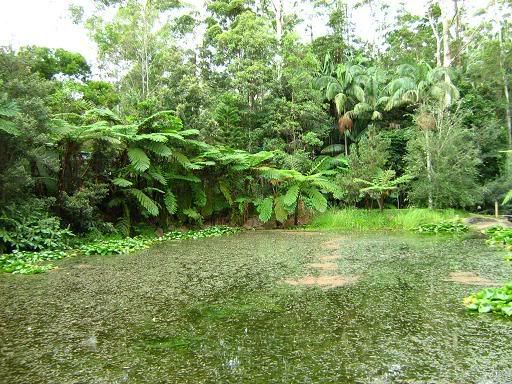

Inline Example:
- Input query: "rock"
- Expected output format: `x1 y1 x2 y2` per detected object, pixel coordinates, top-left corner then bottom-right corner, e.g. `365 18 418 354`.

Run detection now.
243 217 263 229
464 216 512 231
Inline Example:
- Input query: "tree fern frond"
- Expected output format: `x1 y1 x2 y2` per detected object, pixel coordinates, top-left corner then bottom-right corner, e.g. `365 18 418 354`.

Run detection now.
182 208 202 222
131 188 159 216
0 119 20 136
112 178 133 187
219 181 233 205
127 147 150 172
274 196 289 223
164 191 178 214
145 142 173 157
304 187 328 212
257 197 273 223
283 184 300 207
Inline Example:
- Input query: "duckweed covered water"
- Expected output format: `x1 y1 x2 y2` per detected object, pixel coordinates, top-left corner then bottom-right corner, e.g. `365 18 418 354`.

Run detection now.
1 231 512 383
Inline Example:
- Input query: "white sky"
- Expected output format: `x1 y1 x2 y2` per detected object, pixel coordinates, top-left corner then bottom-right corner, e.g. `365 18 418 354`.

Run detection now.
0 0 477 67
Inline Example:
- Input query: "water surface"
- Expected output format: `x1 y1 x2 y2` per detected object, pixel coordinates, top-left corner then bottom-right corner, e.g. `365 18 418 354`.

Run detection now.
1 231 511 383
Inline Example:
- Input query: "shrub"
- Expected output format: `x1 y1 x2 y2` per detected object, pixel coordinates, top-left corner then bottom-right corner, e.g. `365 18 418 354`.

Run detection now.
0 199 74 252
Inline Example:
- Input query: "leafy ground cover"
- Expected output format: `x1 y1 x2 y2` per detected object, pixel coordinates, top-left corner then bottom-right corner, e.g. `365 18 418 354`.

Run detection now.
1 231 511 383
0 226 240 274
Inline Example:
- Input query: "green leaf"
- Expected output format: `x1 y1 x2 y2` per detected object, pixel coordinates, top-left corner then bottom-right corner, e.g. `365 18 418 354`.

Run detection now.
478 304 493 313
112 178 133 187
502 306 512 316
145 142 173 157
283 184 300 207
274 196 289 223
131 189 159 216
128 147 150 172
219 181 233 206
0 119 20 136
164 191 178 215
305 187 328 213
183 208 202 222
257 197 273 223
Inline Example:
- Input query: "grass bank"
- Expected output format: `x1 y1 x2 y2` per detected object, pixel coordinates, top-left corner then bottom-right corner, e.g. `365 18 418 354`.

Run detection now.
308 208 468 231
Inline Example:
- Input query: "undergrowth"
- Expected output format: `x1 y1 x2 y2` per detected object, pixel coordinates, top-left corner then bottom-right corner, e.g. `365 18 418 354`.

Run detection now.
309 208 466 231
0 226 241 275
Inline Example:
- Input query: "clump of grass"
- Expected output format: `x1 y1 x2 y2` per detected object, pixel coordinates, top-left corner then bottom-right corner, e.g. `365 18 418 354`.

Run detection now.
309 208 467 231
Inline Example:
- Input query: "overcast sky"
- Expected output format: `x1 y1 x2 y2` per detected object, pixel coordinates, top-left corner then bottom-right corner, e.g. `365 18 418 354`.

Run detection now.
0 0 456 67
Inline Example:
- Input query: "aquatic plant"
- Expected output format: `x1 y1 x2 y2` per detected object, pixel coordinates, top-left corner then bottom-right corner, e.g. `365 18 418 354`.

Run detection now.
0 226 241 274
463 283 512 317
413 221 468 234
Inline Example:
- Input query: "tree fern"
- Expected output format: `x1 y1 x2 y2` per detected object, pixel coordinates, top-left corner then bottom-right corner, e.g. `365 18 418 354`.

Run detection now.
131 188 159 216
164 191 178 214
127 147 150 172
304 187 328 212
219 181 233 205
283 184 300 207
145 142 173 157
257 197 273 222
182 208 202 222
274 196 289 223
113 178 133 187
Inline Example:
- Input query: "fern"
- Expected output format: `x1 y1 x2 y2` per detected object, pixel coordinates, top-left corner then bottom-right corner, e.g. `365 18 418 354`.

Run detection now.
219 181 233 205
274 196 289 223
304 187 328 212
182 208 202 222
145 142 172 157
113 178 133 187
192 185 207 208
131 188 159 216
257 197 273 222
164 191 178 214
147 168 167 186
283 184 300 207
128 147 150 172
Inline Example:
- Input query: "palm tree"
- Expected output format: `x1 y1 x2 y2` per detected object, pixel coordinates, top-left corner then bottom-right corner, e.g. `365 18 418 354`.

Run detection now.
384 62 459 110
316 58 367 156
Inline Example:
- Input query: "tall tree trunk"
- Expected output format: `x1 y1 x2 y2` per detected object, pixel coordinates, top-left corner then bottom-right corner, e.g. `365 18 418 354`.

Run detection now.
425 129 434 209
428 10 442 67
497 15 512 148
271 0 284 81
439 0 452 69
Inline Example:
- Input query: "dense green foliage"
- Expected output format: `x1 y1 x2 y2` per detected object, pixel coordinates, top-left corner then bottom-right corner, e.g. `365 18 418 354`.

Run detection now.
1 0 512 261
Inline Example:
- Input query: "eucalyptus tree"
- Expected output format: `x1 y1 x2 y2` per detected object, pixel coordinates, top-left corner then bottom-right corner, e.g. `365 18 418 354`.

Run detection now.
84 0 196 112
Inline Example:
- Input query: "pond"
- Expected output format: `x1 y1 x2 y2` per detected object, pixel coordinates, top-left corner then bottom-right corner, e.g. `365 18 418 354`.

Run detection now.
1 231 512 383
